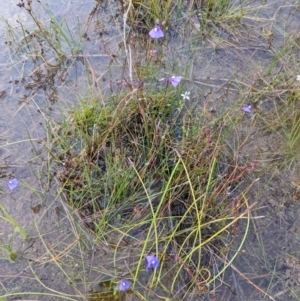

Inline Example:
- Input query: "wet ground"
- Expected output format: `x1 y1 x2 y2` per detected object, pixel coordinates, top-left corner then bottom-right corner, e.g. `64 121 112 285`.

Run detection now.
0 0 300 300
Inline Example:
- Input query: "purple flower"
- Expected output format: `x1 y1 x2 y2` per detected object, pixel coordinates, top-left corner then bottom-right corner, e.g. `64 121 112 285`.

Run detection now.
146 255 159 272
149 26 164 39
7 179 18 190
168 76 183 87
118 279 131 292
242 105 252 114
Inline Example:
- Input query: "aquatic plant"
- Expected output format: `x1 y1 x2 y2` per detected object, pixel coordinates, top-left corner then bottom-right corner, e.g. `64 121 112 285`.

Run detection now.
7 178 18 190
242 105 252 114
0 205 27 240
168 76 183 87
149 25 164 39
181 91 190 100
118 279 131 292
0 203 27 262
146 255 159 272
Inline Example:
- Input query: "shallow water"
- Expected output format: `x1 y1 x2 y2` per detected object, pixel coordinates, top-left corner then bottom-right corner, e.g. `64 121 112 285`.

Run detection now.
0 0 96 299
0 0 300 300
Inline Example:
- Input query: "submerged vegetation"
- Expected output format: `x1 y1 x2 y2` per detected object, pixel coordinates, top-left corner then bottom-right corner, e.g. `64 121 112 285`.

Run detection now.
0 0 299 300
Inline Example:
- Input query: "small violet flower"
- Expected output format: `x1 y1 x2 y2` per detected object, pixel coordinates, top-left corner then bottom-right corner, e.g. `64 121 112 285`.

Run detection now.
146 255 159 272
168 76 183 88
118 279 131 292
149 26 164 39
297 75 300 81
181 91 190 100
242 105 252 114
7 179 18 190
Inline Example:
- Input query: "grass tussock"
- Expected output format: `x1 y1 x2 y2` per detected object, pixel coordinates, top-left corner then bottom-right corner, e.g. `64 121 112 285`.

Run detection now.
49 79 255 298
